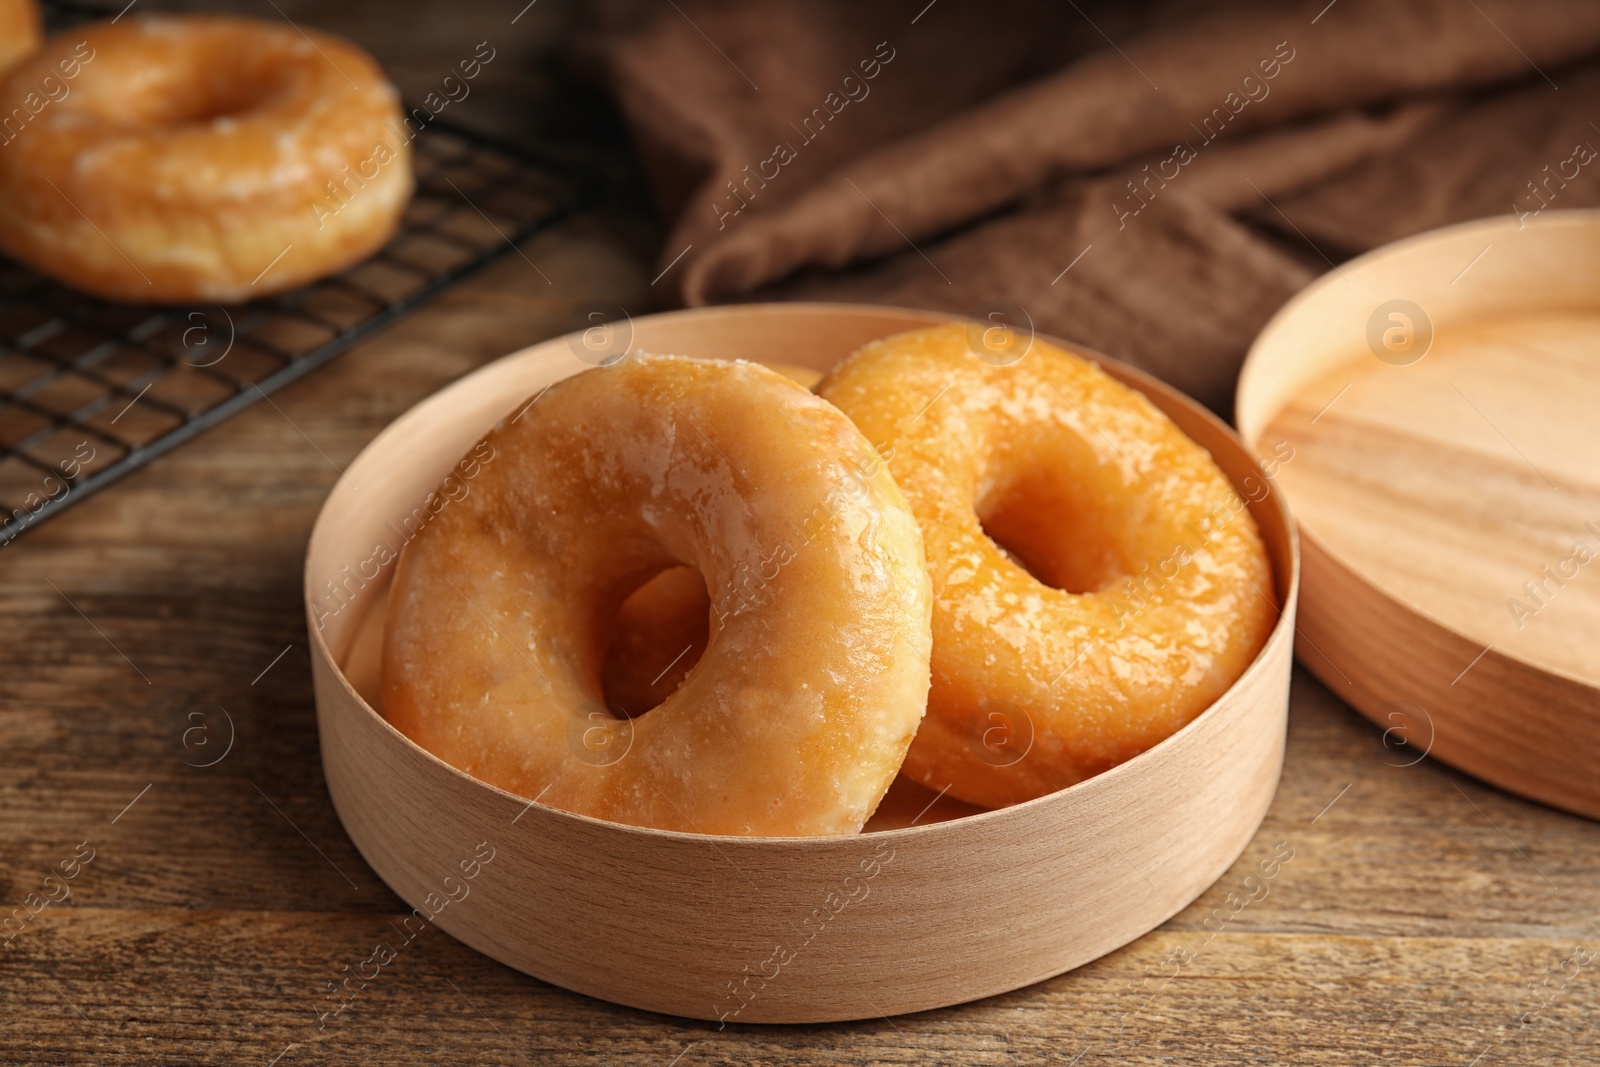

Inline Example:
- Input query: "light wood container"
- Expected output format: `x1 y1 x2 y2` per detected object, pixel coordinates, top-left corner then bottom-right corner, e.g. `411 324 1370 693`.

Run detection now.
307 303 1299 1022
1238 210 1600 819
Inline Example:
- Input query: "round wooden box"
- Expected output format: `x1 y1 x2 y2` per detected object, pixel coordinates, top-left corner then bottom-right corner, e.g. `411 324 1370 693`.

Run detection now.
1238 210 1600 819
306 303 1299 1022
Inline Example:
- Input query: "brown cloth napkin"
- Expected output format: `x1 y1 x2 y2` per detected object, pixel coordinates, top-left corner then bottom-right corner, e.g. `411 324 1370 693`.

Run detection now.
578 0 1600 412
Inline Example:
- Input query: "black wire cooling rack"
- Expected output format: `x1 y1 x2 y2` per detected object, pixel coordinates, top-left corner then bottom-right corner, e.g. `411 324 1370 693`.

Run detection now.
0 7 599 547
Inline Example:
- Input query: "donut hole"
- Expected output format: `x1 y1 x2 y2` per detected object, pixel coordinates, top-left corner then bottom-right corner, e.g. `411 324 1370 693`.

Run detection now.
599 566 711 719
96 41 299 128
125 69 289 127
978 471 1131 594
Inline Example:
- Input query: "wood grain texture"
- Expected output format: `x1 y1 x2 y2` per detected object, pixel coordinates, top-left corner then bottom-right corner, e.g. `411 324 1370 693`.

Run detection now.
1238 211 1600 818
2 4 1599 1064
306 304 1297 1022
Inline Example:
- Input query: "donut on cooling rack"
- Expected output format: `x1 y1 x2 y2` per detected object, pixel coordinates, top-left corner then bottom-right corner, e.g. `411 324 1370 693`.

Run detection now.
817 324 1275 809
0 15 412 303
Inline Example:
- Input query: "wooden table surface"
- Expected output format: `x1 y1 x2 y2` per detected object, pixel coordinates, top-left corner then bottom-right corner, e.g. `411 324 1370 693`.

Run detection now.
3 3 1598 1065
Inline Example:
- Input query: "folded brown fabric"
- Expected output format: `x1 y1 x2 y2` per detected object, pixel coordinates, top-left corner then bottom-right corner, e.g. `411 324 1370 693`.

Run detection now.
578 0 1600 412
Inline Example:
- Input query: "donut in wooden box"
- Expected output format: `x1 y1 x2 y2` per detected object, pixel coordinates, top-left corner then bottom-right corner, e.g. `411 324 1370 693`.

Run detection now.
307 303 1299 1022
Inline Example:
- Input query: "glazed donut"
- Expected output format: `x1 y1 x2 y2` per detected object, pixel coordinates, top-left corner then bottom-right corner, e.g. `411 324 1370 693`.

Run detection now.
817 325 1274 809
0 0 40 74
383 355 934 837
0 16 411 303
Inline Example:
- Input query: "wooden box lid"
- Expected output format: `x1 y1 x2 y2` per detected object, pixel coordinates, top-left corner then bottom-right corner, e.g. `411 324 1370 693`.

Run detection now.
1238 210 1600 819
